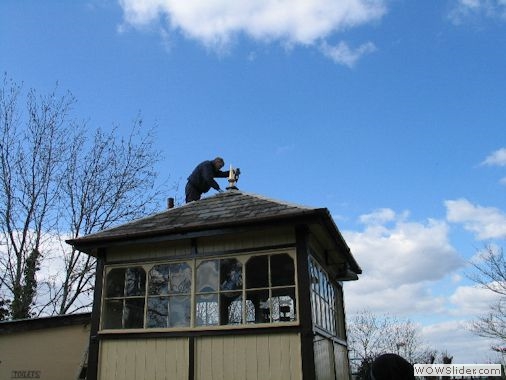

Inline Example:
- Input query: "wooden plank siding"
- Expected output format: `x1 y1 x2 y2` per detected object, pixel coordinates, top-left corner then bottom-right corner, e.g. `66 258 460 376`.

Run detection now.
98 338 189 380
314 338 336 380
104 228 295 265
196 227 295 254
333 342 351 380
97 334 301 380
194 333 302 380
107 240 192 263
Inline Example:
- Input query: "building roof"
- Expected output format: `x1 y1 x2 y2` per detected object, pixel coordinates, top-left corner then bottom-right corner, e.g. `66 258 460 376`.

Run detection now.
66 190 361 273
0 312 91 334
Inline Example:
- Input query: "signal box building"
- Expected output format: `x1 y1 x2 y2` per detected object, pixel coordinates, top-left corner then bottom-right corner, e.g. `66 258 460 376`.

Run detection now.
67 190 361 380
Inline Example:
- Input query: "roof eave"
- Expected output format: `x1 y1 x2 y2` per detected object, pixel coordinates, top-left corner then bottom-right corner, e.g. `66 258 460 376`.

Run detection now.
66 209 323 252
316 208 362 275
66 207 362 276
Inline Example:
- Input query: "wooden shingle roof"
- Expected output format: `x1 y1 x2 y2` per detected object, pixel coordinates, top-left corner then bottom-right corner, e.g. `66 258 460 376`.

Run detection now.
66 190 361 273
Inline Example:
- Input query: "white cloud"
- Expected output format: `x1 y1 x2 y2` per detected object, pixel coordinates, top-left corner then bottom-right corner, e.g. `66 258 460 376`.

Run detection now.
344 281 448 316
343 209 462 316
421 320 498 363
445 198 506 240
359 207 404 225
346 211 461 287
482 147 506 167
343 206 505 362
118 0 387 64
319 41 377 68
449 283 502 316
419 284 503 362
449 0 506 24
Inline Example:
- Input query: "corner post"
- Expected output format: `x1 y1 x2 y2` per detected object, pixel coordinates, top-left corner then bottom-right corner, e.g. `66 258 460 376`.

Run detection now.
86 249 105 380
296 225 316 380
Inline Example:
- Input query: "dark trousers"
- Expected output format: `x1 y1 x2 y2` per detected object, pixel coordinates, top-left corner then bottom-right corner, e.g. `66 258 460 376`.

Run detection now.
185 182 202 203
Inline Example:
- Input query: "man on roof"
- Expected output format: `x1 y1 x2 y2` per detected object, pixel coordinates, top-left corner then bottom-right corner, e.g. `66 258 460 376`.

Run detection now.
185 157 229 203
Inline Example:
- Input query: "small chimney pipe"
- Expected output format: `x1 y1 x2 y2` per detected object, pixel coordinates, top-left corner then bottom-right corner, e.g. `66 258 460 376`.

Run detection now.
167 197 175 209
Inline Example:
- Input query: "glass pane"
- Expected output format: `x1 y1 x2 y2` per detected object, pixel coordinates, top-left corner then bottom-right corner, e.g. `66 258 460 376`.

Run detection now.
245 300 256 323
329 286 335 307
195 293 219 326
197 260 219 293
270 254 295 286
317 295 323 328
310 260 318 292
149 265 170 295
169 263 192 294
246 255 268 289
246 289 270 323
271 287 296 322
168 296 190 327
125 267 146 297
102 299 123 329
220 292 242 325
106 268 126 297
324 280 330 302
220 259 243 291
314 267 321 295
311 292 317 325
329 309 336 335
147 297 168 328
318 269 325 295
322 300 329 331
123 298 145 328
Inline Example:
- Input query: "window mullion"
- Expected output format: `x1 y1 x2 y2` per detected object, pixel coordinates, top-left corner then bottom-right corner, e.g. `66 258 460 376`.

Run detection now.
191 258 196 328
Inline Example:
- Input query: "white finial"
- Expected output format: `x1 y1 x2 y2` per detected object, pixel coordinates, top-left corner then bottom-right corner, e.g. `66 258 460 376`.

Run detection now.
226 164 239 190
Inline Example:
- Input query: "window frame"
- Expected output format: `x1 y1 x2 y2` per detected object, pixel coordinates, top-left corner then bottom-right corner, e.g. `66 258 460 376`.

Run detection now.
308 254 345 339
99 249 299 333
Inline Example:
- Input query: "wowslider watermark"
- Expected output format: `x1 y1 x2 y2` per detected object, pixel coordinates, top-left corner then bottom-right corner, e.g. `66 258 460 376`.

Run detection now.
414 364 502 377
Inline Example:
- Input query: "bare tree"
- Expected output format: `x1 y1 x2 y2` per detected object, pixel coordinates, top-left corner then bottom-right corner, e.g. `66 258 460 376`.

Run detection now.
348 309 389 365
43 122 162 315
0 75 165 319
469 245 506 343
347 309 435 376
0 76 74 319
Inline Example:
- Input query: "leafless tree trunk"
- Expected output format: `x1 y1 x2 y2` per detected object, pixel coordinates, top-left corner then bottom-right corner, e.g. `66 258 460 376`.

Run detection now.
0 75 165 319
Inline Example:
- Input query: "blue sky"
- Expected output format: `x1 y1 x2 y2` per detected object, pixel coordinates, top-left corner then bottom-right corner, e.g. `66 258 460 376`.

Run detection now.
2 0 506 363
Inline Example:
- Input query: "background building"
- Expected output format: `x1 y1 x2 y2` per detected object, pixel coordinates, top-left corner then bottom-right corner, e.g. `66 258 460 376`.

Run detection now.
0 313 91 380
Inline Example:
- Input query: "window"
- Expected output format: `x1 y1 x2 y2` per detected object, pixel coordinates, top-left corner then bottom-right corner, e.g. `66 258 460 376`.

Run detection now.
309 255 343 338
147 262 192 328
103 267 146 329
195 258 243 326
101 252 297 330
245 253 296 324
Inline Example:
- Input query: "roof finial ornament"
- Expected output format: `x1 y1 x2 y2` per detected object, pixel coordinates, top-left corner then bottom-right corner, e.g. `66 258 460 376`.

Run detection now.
226 165 241 191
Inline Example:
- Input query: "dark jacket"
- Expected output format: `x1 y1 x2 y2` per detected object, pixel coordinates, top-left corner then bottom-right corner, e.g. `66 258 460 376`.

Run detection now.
187 160 229 193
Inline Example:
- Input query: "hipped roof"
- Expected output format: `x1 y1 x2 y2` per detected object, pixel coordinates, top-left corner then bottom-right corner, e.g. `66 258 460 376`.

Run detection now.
66 190 361 274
